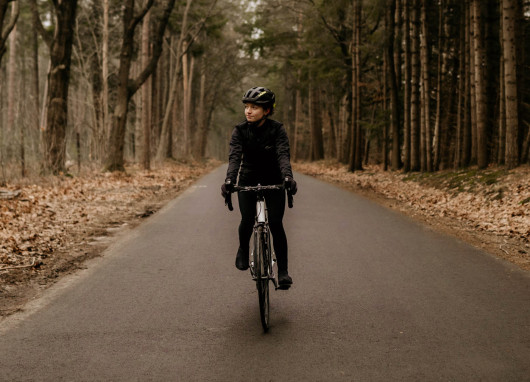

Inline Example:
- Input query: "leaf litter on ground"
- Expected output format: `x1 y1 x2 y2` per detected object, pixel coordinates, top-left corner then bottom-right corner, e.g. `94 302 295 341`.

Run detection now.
0 160 219 274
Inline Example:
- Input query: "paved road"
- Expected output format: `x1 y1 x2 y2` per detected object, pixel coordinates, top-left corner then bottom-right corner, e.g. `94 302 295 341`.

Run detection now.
1 166 529 381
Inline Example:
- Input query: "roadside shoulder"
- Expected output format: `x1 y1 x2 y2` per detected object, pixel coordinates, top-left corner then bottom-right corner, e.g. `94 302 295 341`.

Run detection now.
294 161 530 273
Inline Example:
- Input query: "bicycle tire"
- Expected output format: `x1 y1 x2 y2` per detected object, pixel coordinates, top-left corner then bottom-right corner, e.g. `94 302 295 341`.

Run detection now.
255 226 270 332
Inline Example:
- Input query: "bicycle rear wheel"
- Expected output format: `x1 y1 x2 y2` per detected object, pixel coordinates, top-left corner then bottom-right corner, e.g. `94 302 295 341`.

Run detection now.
255 226 270 332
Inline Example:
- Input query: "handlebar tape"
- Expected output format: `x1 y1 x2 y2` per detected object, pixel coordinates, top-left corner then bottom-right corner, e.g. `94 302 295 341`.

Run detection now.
287 191 293 208
225 192 233 211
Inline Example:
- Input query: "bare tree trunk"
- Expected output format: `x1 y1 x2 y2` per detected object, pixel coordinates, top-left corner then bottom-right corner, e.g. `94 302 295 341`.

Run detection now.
88 2 104 162
353 0 363 170
420 0 432 172
472 0 488 169
31 8 39 140
455 2 465 168
292 9 304 162
338 93 348 163
182 46 194 157
293 72 302 161
157 0 193 160
195 59 207 158
105 0 176 171
386 0 401 171
43 0 78 174
325 93 337 159
141 7 151 170
502 0 519 168
468 1 477 164
102 0 109 159
394 0 402 88
310 83 324 161
462 0 472 166
403 0 411 171
6 4 16 161
410 0 421 171
440 10 458 170
383 47 389 170
349 0 362 171
498 1 506 165
522 127 530 164
0 0 18 65
433 0 444 170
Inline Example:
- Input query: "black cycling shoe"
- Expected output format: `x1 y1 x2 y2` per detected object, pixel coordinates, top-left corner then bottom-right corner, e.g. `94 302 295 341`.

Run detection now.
278 272 293 289
235 248 249 271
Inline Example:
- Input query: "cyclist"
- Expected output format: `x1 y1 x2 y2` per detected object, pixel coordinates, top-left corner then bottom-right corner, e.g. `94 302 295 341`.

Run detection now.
221 86 297 288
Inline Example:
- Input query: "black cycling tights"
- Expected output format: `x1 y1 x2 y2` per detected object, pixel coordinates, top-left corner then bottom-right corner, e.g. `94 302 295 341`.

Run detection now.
237 189 288 273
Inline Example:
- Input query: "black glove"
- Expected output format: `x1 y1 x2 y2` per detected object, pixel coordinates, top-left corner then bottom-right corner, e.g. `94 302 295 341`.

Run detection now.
221 180 234 198
284 177 297 195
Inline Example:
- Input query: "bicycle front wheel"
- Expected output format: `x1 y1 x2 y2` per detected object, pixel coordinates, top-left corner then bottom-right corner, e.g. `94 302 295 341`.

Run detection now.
255 226 270 332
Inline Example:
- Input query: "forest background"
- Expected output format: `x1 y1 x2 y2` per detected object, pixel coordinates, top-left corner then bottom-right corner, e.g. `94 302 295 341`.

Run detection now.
0 0 529 175
0 0 529 312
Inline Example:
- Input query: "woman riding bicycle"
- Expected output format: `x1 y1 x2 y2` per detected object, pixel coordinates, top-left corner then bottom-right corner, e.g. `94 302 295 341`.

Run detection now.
221 86 297 288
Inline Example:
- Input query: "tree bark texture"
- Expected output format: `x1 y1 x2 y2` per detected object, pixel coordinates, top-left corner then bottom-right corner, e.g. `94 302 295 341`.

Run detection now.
141 7 151 170
0 0 18 65
420 0 432 172
89 2 104 162
6 4 16 144
195 59 207 158
386 0 401 171
101 0 109 160
105 0 175 171
310 83 324 161
353 0 363 171
410 0 421 171
44 0 78 174
349 0 362 171
157 0 192 160
403 0 411 171
472 0 488 169
502 0 519 168
433 0 444 170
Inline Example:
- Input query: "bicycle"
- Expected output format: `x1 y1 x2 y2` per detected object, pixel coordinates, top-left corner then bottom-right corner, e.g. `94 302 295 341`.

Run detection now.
225 183 293 332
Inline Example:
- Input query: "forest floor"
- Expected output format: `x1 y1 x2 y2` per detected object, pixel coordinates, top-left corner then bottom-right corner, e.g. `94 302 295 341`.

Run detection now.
294 161 530 273
1 160 529 318
0 159 219 317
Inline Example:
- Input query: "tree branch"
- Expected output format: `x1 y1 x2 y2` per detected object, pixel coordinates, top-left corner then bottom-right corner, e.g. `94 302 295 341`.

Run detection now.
1 0 18 40
129 0 154 35
307 0 346 48
29 0 52 48
0 0 18 63
128 0 175 96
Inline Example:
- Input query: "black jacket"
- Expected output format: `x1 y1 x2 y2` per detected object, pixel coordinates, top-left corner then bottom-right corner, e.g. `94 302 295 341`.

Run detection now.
226 119 293 186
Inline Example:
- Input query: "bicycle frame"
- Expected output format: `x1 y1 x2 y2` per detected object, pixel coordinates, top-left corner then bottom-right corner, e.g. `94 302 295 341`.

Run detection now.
250 191 277 289
234 185 280 287
225 183 292 332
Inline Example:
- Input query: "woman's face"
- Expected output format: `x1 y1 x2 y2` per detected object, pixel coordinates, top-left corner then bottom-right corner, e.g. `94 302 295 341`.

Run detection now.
244 103 269 124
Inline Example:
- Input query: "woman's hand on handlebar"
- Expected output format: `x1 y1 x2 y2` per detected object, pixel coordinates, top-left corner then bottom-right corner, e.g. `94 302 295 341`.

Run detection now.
221 180 234 198
284 177 297 195
222 180 234 211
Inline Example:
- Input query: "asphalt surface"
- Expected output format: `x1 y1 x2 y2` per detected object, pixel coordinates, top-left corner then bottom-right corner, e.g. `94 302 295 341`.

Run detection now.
1 166 529 381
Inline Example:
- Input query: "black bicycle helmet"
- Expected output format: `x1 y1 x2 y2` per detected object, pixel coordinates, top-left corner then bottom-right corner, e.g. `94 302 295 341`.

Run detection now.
242 87 276 110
